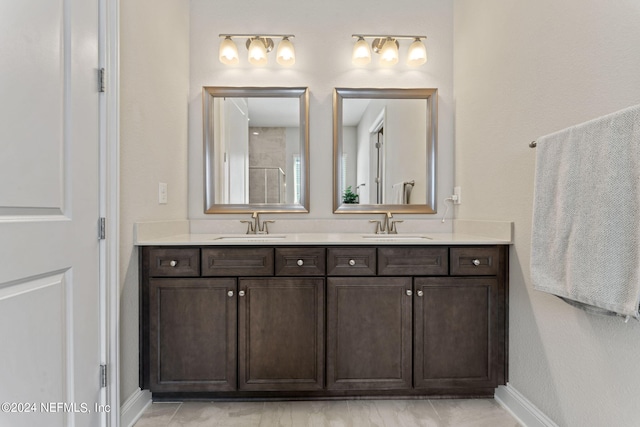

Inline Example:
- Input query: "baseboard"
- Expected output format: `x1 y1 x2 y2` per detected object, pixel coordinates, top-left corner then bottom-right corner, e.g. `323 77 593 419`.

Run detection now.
495 384 558 427
120 388 152 427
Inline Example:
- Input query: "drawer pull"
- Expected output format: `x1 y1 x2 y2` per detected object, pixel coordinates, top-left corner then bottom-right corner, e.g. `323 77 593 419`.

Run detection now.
169 260 178 267
239 290 246 297
297 259 304 266
417 290 424 297
406 290 413 296
348 259 356 266
227 290 234 297
472 259 481 266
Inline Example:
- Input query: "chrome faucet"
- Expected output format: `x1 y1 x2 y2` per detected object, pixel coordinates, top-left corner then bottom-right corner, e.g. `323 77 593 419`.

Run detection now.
241 212 275 234
370 212 403 234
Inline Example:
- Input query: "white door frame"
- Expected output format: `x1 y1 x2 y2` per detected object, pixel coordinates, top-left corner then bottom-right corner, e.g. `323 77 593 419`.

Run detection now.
100 0 120 425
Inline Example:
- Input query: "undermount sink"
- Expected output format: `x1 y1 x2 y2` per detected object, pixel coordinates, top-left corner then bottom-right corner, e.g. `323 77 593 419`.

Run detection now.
213 234 287 241
361 234 432 240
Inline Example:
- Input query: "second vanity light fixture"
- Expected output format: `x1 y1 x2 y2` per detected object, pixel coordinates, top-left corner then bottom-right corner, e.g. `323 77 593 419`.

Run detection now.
219 34 295 66
352 35 427 66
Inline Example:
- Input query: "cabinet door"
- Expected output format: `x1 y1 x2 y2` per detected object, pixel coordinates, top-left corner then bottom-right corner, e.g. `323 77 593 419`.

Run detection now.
238 278 324 391
149 278 237 392
327 277 412 390
414 277 500 389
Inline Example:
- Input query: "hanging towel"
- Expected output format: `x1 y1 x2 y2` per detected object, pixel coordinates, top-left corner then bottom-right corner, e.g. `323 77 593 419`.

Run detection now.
392 182 406 204
391 181 414 204
531 104 640 319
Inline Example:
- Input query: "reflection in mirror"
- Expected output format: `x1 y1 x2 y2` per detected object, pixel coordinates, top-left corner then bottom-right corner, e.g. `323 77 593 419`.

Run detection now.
203 87 309 213
333 88 437 213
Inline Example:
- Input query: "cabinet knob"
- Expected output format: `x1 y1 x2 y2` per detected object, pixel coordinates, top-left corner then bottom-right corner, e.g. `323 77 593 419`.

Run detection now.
169 260 177 267
297 259 304 266
472 259 481 266
238 290 246 297
348 259 356 266
227 290 234 297
417 290 424 297
406 290 413 296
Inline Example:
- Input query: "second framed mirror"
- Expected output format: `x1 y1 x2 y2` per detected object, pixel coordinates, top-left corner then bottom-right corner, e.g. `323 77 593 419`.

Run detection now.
333 88 438 213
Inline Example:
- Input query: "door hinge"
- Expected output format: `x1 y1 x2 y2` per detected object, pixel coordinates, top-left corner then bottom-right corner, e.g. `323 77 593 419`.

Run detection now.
99 68 106 93
100 364 107 388
99 217 106 240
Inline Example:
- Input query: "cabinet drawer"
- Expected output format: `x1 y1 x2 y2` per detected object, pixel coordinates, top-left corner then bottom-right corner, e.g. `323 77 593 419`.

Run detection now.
378 247 448 276
149 248 200 277
275 248 326 276
202 248 274 276
450 247 499 276
327 247 376 276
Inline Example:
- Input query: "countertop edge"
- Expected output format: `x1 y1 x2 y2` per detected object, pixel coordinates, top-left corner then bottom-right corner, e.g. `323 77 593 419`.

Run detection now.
134 232 512 246
134 220 513 246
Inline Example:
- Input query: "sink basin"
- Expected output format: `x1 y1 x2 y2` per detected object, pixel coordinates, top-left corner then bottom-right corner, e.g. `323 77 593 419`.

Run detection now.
361 234 432 241
213 234 287 241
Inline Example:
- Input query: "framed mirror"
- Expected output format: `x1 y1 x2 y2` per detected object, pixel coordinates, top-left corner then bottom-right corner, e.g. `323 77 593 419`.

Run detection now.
203 87 309 213
333 88 437 214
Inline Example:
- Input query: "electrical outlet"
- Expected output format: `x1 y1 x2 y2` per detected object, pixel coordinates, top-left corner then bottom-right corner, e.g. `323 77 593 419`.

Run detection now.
158 182 168 204
453 186 462 205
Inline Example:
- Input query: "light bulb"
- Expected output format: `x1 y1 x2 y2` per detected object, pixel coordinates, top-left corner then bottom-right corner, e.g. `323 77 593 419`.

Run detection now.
379 38 398 65
276 37 295 66
219 36 239 65
407 38 427 66
248 38 268 66
352 37 371 65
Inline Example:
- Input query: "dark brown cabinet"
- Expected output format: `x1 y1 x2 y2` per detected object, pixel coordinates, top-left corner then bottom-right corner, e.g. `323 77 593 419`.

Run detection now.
326 247 505 393
327 277 412 390
238 278 324 391
414 277 504 389
140 244 508 399
149 278 236 392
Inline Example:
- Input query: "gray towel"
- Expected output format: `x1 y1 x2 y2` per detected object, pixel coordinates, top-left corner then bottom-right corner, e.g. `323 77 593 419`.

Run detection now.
531 104 640 319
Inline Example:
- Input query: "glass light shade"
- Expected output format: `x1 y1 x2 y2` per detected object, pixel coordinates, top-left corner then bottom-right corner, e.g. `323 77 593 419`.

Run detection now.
379 38 399 65
276 37 295 66
352 37 371 65
219 37 239 65
248 38 268 66
407 38 427 66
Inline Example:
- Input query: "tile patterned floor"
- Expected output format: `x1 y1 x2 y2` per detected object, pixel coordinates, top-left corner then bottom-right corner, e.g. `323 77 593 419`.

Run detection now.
134 399 521 427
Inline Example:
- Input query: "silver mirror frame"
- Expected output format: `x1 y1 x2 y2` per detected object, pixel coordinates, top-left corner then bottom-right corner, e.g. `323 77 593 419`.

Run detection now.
333 88 437 214
203 86 310 213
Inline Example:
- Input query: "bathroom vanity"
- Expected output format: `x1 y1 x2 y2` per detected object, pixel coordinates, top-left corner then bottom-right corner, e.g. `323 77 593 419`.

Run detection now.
138 234 508 399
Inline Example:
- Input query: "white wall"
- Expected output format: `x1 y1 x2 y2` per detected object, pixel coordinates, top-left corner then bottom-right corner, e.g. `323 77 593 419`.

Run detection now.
119 0 190 403
188 0 454 221
384 99 427 204
342 126 358 194
453 1 640 425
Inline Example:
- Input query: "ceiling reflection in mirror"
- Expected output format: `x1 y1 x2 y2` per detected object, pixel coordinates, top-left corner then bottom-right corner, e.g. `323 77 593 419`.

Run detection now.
203 87 309 213
333 88 437 213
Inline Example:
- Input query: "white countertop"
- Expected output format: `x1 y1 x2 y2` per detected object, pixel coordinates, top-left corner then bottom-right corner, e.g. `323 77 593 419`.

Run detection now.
134 232 511 246
133 219 513 246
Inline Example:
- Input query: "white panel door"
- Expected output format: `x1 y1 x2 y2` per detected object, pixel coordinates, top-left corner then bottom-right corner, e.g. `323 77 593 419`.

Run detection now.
0 0 103 426
224 98 250 204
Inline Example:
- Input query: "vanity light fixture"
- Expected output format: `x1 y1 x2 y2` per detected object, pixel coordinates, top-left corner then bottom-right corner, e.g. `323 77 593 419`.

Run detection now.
351 35 427 66
407 37 428 66
218 34 295 66
352 36 372 65
219 36 239 65
276 36 295 66
377 37 399 66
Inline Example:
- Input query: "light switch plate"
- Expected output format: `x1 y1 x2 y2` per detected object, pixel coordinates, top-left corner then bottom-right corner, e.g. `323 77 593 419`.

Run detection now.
159 182 168 204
